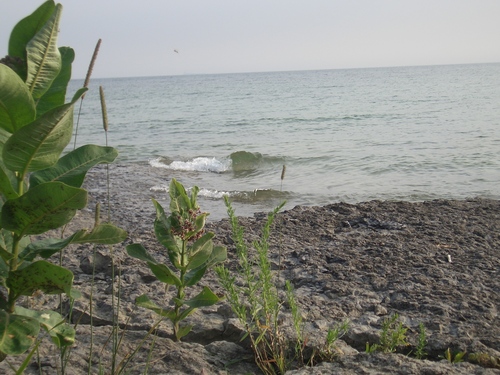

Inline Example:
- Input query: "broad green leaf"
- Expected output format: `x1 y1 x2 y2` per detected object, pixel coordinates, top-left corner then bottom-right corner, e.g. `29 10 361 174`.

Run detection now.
169 178 192 213
189 185 199 207
148 263 182 287
154 217 181 268
0 165 18 201
152 199 168 224
177 307 196 322
0 255 8 284
15 306 75 348
36 46 75 117
0 64 36 133
17 224 125 263
7 260 73 301
19 224 127 261
0 182 87 235
19 230 85 261
25 3 62 99
184 242 226 285
0 310 40 355
0 127 10 147
72 224 127 245
175 324 193 340
8 1 55 60
153 200 175 235
0 129 20 201
187 250 211 272
184 286 221 308
69 288 82 300
30 145 118 188
193 212 208 235
184 265 207 287
135 294 175 319
0 247 14 263
3 90 85 175
126 243 157 264
206 245 227 268
187 233 214 270
0 229 30 265
70 87 87 103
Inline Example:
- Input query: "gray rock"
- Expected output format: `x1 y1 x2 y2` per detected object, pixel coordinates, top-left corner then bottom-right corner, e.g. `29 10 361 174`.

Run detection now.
79 250 116 276
2 167 499 374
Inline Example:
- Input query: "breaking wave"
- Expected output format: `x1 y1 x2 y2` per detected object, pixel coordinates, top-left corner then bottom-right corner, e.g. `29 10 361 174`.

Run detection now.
149 151 284 173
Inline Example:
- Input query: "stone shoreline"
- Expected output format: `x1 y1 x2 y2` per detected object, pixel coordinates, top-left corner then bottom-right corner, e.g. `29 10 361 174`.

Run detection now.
1 167 499 374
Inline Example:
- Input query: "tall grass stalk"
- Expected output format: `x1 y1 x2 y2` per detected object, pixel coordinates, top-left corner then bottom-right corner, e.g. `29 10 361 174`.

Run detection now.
74 39 101 149
110 248 120 374
50 38 102 373
277 165 286 285
97 85 125 373
93 85 156 373
285 280 305 362
87 246 98 374
99 86 111 222
57 39 103 374
80 79 134 374
116 318 164 374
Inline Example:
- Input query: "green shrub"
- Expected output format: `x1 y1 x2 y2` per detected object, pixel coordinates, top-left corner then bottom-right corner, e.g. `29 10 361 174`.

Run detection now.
441 347 466 364
216 197 303 374
127 179 227 341
365 313 409 354
468 352 500 369
414 322 427 359
0 0 126 364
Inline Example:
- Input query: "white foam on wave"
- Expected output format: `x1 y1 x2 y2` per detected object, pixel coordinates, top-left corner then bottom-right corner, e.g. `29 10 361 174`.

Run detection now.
149 185 234 200
149 157 231 173
197 188 233 199
150 184 169 192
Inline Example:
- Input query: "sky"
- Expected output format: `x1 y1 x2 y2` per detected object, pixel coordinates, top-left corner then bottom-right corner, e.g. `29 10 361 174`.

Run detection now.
1 0 500 79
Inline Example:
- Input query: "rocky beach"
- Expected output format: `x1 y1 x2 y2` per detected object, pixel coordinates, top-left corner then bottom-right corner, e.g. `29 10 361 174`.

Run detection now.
1 164 499 374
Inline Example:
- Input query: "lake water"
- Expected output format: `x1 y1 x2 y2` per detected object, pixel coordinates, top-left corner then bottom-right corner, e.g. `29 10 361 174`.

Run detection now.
69 63 500 219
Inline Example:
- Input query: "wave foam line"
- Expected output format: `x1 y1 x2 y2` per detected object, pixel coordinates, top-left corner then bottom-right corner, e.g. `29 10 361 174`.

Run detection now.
150 185 234 199
149 157 231 173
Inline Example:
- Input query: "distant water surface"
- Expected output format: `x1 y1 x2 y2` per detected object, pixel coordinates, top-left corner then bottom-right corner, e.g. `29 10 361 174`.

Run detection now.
69 63 500 219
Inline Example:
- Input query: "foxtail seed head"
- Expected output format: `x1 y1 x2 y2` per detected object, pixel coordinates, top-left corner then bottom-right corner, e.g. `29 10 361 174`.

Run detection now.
99 86 108 132
82 38 102 97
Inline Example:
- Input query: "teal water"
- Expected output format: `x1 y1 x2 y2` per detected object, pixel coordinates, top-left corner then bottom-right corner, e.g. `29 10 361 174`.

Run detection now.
70 63 500 218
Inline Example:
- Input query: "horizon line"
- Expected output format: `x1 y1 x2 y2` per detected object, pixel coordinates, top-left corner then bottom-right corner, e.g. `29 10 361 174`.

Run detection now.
71 60 500 81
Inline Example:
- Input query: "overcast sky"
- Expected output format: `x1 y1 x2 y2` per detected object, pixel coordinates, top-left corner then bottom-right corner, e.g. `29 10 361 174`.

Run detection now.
1 1 500 79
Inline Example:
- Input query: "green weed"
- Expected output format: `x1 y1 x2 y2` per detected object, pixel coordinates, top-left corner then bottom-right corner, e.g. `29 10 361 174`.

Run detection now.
414 322 427 359
468 352 500 369
310 319 350 364
216 197 310 374
127 179 227 341
441 347 466 363
0 0 126 366
366 314 409 354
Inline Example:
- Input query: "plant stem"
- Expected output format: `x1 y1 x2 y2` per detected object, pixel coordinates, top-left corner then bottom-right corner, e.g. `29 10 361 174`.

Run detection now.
7 235 22 312
174 240 187 340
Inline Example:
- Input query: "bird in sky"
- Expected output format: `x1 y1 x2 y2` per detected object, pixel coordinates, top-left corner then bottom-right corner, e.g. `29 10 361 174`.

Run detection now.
174 49 179 54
